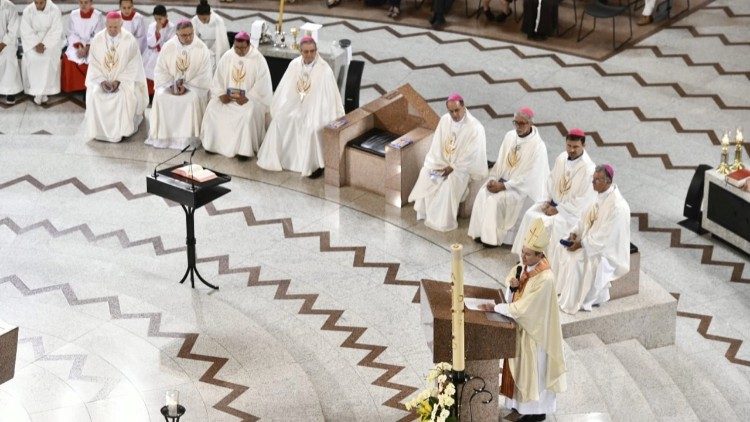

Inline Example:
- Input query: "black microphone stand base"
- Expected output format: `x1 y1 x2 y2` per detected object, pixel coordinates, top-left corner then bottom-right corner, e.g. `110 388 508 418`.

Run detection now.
179 204 218 290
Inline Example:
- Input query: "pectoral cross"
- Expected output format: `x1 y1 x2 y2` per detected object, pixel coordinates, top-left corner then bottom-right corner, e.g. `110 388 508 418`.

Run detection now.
443 133 457 158
506 144 520 168
296 71 311 102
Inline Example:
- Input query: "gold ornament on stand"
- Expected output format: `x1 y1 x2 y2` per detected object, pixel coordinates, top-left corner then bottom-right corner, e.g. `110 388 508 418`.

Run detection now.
730 127 745 172
290 27 299 50
717 130 732 175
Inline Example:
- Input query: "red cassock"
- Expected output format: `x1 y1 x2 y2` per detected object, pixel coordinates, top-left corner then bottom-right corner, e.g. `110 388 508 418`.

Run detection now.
61 53 88 93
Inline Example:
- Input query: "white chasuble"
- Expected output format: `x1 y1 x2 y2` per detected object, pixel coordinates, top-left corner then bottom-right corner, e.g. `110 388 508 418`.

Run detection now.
20 0 62 96
467 127 549 245
84 30 148 142
0 0 22 95
512 150 596 262
191 12 229 71
121 12 147 54
555 185 631 314
257 55 344 177
201 47 273 157
143 21 175 80
408 111 488 232
495 266 567 413
146 36 212 150
65 8 104 64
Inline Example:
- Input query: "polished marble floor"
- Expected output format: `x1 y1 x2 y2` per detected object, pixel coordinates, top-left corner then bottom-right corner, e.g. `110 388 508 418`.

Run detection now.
0 1 749 421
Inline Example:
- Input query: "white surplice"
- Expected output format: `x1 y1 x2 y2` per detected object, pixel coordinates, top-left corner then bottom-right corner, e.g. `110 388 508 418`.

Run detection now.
65 8 103 64
191 12 229 71
257 55 344 176
555 184 631 314
20 0 62 96
84 29 148 142
146 36 212 150
0 0 22 95
201 46 273 157
467 127 549 245
143 20 175 80
408 111 488 232
511 150 596 264
121 12 147 54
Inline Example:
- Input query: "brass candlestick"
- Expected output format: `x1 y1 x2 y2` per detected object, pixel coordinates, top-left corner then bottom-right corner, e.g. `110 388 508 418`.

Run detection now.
290 27 299 50
717 131 731 175
730 127 745 172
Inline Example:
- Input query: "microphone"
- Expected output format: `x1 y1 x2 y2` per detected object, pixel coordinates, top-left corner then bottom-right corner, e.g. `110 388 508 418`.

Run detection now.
153 144 191 178
515 264 523 281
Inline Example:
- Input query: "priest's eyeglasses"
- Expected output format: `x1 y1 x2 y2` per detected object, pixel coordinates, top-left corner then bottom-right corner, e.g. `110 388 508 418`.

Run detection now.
512 120 530 127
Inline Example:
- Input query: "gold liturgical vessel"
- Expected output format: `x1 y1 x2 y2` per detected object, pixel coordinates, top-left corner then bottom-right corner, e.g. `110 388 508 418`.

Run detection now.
290 27 299 50
717 130 731 175
730 127 745 172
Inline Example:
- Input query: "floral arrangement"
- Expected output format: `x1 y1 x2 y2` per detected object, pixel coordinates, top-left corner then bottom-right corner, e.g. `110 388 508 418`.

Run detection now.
405 362 457 422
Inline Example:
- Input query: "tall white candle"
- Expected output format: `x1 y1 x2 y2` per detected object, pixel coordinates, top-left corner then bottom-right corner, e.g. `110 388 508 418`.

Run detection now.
450 243 465 372
166 390 179 416
277 0 286 33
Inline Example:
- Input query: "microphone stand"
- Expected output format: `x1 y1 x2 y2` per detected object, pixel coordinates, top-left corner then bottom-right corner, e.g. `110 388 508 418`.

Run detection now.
188 146 198 191
153 144 191 179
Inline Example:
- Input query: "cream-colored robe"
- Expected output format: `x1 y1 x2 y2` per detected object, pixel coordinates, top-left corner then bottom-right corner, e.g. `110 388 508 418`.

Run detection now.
65 8 104 64
201 46 273 157
146 36 212 150
191 12 229 71
495 265 566 410
20 0 62 96
121 12 147 54
0 0 22 95
408 111 488 232
511 150 596 264
556 184 631 314
84 29 148 142
468 127 549 245
257 55 344 176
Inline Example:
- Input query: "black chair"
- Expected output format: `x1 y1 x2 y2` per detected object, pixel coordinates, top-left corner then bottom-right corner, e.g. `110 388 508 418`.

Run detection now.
344 60 365 113
577 0 633 50
557 0 578 36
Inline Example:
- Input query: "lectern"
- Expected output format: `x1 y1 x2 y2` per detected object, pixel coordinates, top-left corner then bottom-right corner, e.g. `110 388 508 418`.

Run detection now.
421 279 517 421
147 163 231 289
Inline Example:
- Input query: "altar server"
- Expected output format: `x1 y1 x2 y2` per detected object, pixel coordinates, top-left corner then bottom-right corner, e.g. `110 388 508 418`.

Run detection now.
0 0 23 104
191 0 229 71
20 0 63 104
119 0 147 53
143 5 174 96
61 0 103 92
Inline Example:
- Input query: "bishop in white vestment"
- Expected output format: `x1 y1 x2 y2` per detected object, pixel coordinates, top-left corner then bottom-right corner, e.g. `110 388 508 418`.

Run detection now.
119 0 147 53
201 32 273 158
20 0 62 103
0 0 23 103
468 107 549 246
479 218 567 421
511 128 596 269
407 93 488 232
84 12 148 143
192 2 229 71
555 164 631 314
146 20 212 150
257 36 344 178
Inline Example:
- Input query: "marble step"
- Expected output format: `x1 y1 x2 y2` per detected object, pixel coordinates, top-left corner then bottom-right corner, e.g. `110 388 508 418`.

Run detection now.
555 335 609 417
608 339 699 421
650 345 740 422
573 336 658 422
560 272 677 349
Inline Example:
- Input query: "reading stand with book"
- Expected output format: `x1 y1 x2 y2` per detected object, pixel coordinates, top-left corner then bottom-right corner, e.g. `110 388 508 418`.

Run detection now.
147 162 232 289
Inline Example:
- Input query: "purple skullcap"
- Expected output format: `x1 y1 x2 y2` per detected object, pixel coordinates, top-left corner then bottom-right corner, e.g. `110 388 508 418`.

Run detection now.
234 31 250 41
106 11 122 20
602 164 614 179
447 92 464 102
300 35 316 45
518 107 535 119
568 128 585 138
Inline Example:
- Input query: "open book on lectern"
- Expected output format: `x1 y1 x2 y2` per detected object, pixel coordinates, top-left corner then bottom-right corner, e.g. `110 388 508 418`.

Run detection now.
171 164 218 182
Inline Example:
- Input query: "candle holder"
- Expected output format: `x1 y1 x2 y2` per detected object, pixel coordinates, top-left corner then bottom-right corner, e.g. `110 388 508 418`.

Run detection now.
160 405 186 422
290 27 299 50
717 131 732 175
730 128 745 172
448 370 493 421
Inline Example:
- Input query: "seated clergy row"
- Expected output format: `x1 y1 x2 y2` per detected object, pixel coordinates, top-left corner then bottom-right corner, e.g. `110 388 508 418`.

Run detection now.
0 0 230 105
408 96 631 314
83 17 344 178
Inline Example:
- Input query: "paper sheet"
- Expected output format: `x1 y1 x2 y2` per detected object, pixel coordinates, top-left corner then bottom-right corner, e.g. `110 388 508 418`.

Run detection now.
464 297 496 311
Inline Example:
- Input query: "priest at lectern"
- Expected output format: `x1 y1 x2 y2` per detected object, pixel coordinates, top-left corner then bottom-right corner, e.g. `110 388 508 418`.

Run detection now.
479 218 566 422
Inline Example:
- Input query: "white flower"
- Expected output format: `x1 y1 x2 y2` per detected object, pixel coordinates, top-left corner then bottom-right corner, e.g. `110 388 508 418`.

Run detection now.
417 389 430 402
436 362 452 371
426 369 438 381
438 408 450 422
437 374 447 384
444 383 456 396
442 394 455 407
430 402 439 420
